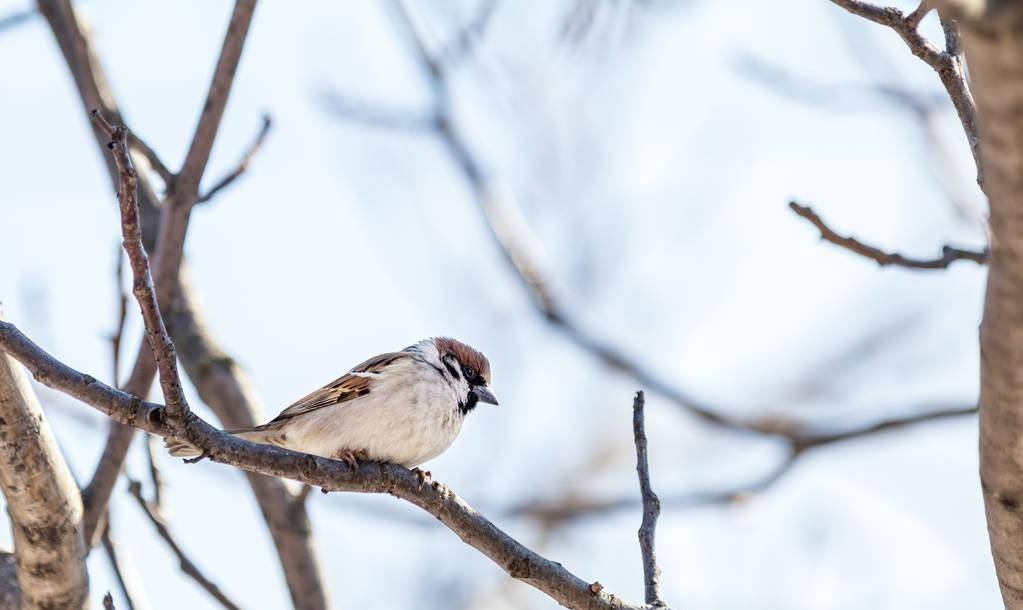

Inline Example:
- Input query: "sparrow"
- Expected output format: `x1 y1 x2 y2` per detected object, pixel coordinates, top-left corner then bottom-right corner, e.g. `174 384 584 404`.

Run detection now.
167 337 497 468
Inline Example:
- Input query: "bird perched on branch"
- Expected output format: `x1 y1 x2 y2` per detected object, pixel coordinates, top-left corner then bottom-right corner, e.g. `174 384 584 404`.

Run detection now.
167 337 497 468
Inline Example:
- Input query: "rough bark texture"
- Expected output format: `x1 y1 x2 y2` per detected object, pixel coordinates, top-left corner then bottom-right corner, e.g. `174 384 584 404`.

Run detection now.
0 311 89 609
949 4 1023 608
0 553 20 610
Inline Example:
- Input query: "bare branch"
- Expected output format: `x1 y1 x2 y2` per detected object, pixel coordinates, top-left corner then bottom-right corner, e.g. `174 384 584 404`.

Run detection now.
0 308 88 609
91 110 191 419
127 480 241 610
176 0 258 191
110 246 128 387
789 201 988 268
101 526 152 610
144 435 165 509
631 392 665 607
196 114 272 204
828 0 982 186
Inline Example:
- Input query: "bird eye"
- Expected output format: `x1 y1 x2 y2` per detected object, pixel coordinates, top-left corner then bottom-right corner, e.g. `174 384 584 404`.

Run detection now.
462 365 475 380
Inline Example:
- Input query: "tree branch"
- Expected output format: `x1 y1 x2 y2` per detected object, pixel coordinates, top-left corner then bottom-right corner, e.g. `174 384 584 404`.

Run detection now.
789 201 988 268
101 525 151 610
828 0 982 186
176 0 257 192
196 114 272 204
91 110 191 419
0 308 88 609
127 480 241 610
631 392 665 607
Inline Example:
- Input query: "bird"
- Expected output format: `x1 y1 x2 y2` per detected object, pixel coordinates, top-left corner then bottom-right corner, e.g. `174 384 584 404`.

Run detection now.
166 337 497 469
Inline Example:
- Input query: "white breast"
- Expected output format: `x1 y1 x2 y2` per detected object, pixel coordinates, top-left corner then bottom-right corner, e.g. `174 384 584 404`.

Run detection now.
278 357 466 467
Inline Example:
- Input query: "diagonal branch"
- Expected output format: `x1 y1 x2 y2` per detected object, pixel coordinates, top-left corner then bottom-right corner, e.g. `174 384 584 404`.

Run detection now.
101 525 151 610
127 480 241 610
789 201 988 268
196 114 272 203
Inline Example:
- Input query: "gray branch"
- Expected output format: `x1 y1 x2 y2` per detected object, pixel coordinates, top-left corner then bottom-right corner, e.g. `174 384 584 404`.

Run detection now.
0 307 88 609
127 480 241 610
789 201 988 268
631 392 665 607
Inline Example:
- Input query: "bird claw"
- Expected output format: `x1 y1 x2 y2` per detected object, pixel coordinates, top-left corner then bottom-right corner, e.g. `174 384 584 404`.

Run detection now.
412 467 432 486
335 449 364 470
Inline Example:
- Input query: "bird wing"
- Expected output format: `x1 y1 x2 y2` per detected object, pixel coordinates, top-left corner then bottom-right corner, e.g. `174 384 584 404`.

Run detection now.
263 352 412 426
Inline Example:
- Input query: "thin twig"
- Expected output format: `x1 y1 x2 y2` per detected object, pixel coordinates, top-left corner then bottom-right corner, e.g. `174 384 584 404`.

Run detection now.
144 434 165 509
110 245 128 388
789 201 988 268
127 480 242 610
631 392 665 607
90 110 190 419
196 114 273 203
101 525 151 610
828 0 982 186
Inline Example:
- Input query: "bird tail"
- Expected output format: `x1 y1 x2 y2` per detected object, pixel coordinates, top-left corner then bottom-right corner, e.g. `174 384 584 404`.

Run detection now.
165 427 274 458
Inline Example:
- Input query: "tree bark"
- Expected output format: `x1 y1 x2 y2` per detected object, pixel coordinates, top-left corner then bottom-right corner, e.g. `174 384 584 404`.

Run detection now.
941 3 1023 608
0 309 88 609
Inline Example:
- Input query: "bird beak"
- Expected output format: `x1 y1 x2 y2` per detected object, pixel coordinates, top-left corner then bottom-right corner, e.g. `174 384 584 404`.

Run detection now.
473 385 499 406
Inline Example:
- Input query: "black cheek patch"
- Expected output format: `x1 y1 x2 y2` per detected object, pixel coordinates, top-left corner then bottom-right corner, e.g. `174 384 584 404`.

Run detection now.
460 391 479 415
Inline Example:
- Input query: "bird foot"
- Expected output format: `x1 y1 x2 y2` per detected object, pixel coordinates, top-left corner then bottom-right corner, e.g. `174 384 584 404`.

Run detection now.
335 449 366 470
412 467 432 487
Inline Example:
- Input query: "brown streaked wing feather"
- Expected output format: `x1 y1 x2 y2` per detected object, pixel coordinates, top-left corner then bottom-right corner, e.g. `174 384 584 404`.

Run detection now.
263 352 412 426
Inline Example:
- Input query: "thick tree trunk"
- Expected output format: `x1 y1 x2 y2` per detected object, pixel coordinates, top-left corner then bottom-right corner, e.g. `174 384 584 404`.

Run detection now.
0 310 88 609
946 4 1023 608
